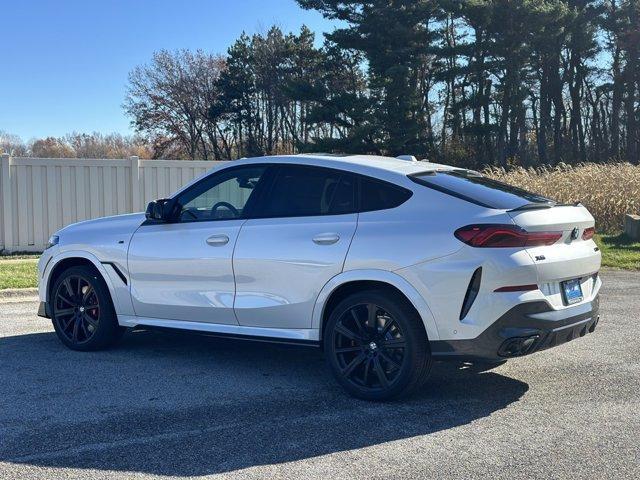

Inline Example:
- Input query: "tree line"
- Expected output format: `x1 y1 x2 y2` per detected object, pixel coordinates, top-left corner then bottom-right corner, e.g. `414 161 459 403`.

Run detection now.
4 1 638 167
0 131 153 159
124 0 640 167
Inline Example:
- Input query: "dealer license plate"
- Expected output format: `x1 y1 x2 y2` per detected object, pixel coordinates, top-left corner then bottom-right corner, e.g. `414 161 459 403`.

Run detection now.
562 278 583 305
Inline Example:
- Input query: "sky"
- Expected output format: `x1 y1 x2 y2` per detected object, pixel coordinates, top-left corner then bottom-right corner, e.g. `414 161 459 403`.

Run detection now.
0 0 337 141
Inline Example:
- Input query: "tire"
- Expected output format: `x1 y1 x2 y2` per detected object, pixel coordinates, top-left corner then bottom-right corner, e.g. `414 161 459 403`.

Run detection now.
50 265 124 351
324 289 432 401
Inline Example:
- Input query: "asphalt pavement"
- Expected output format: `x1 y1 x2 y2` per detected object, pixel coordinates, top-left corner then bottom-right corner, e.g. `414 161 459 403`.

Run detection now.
0 269 638 479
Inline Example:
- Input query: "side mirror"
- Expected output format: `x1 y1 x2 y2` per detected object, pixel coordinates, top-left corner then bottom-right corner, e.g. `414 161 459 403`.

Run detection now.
145 198 174 222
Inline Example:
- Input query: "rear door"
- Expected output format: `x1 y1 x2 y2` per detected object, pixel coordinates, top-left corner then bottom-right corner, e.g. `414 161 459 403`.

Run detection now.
233 165 358 329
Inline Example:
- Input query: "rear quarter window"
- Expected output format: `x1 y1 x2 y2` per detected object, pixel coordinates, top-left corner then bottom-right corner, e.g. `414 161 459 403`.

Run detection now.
409 170 555 210
359 177 412 212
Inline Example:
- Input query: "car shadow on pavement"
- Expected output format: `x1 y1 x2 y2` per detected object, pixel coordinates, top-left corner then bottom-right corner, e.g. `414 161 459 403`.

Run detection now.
0 328 529 476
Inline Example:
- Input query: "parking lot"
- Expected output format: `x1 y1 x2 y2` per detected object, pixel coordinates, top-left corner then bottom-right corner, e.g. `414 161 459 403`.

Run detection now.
0 269 638 479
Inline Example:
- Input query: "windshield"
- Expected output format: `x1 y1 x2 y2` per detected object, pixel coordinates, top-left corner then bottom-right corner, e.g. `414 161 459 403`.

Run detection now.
410 170 556 210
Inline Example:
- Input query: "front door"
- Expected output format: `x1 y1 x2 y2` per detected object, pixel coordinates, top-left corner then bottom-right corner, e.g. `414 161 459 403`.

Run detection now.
233 165 358 329
128 165 268 324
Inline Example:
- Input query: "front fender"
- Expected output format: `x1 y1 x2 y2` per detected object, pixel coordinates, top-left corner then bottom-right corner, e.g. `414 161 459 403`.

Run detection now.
40 250 134 318
312 269 440 341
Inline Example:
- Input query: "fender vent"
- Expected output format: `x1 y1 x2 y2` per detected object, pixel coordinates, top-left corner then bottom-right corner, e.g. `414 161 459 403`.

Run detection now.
460 267 482 320
102 262 128 285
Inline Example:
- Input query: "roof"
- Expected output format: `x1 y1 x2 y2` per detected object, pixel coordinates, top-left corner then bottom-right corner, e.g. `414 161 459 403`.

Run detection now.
233 153 459 180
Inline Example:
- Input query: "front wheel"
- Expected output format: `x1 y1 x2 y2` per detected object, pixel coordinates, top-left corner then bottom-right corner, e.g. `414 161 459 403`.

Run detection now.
50 265 124 351
324 290 432 401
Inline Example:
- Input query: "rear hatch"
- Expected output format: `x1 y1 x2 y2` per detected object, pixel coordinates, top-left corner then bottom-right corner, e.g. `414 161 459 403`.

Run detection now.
509 204 600 308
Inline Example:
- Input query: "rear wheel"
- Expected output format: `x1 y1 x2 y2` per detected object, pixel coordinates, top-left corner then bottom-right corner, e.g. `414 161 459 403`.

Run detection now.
324 290 431 401
50 265 123 351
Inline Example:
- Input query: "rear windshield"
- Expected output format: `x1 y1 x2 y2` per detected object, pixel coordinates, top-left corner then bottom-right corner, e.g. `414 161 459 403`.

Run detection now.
410 170 556 210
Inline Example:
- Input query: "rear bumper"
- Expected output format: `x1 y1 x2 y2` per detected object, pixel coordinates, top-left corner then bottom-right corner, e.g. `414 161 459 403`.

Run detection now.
431 295 599 362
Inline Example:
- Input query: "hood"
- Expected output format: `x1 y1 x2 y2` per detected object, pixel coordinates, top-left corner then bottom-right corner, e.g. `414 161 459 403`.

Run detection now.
56 213 146 257
58 213 146 237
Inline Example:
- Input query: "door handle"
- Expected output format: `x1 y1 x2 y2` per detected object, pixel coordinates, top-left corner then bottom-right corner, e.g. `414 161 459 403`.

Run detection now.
313 233 340 245
206 234 229 246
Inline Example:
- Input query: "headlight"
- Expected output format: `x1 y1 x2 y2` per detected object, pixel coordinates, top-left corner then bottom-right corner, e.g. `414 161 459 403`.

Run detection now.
46 235 59 249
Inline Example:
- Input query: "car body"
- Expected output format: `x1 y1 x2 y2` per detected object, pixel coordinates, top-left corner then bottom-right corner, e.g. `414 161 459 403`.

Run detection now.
38 154 601 399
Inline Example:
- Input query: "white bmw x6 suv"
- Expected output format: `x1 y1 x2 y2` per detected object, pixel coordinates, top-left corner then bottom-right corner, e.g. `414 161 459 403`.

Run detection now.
38 154 601 400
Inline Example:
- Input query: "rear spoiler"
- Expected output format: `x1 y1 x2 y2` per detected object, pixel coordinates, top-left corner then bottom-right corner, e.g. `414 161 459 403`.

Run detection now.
509 201 583 213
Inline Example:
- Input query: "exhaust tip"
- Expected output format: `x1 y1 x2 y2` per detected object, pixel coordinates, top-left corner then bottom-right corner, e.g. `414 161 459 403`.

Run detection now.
498 335 540 357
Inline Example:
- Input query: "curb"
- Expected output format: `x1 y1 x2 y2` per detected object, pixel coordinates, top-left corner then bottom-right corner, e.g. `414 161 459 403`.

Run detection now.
0 288 39 303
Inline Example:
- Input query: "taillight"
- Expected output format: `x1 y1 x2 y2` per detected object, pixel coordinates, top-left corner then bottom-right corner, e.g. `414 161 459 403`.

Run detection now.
582 227 595 240
454 224 562 248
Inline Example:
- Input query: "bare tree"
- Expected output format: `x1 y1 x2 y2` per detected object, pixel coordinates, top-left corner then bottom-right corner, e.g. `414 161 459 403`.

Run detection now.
65 132 152 159
29 137 75 158
0 131 28 156
124 49 228 160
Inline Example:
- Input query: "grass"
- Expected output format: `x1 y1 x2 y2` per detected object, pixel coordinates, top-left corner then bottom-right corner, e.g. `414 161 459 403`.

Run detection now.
0 235 638 290
0 257 39 290
594 233 640 270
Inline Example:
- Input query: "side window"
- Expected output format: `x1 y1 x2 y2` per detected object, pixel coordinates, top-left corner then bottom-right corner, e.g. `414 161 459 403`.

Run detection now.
176 166 267 222
359 177 412 212
259 166 356 218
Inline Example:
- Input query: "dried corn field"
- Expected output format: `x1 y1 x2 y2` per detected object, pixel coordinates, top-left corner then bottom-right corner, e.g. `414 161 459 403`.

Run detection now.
484 163 640 233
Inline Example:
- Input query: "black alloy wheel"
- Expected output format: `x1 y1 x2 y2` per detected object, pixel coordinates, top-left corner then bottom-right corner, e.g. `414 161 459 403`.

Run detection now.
53 274 101 345
332 303 406 391
50 265 124 351
325 290 431 401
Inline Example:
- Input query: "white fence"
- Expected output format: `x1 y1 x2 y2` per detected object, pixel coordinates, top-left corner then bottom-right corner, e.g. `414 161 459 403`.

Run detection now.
0 155 227 253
